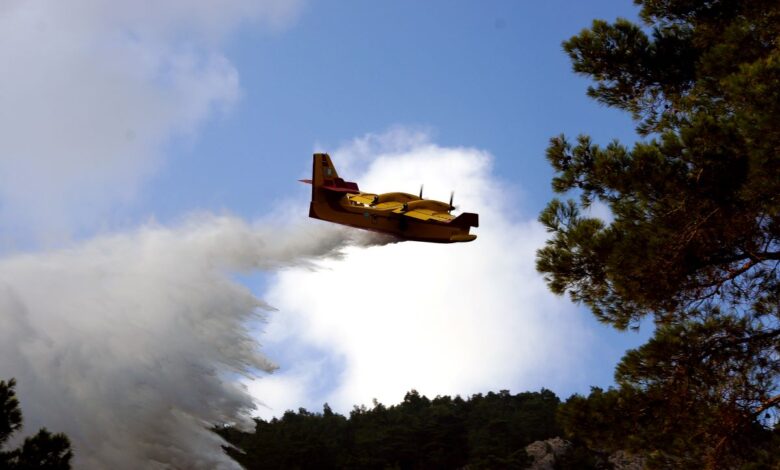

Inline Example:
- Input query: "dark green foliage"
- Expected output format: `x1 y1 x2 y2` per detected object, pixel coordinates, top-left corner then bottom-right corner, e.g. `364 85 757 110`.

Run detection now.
537 0 780 468
0 378 73 470
539 0 780 326
0 379 22 447
218 389 560 469
558 385 780 469
4 429 73 470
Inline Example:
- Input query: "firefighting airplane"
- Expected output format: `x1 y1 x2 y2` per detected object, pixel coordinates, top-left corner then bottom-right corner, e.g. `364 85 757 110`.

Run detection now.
300 153 478 243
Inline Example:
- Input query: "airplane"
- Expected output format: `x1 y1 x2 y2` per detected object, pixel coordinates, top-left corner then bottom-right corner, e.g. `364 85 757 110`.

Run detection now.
300 153 478 243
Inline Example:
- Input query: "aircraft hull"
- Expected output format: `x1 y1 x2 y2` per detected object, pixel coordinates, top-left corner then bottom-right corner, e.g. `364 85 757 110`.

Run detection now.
304 153 478 243
309 201 476 243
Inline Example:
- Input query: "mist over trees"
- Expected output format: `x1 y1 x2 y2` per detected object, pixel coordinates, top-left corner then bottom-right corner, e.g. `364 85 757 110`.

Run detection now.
0 378 72 469
537 0 780 467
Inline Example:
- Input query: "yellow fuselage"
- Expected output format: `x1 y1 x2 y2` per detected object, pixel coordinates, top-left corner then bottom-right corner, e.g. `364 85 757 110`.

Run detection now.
305 153 477 243
309 193 476 243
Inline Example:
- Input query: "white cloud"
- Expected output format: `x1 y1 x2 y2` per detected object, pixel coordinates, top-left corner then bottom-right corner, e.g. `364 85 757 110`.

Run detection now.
0 0 302 244
251 130 596 418
0 214 389 469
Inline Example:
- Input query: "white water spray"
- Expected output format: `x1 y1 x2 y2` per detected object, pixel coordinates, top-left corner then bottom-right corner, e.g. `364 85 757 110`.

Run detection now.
0 214 389 469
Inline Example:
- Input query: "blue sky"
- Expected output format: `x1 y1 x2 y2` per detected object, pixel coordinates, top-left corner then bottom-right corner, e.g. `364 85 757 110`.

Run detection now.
158 0 649 410
145 0 641 222
0 1 655 466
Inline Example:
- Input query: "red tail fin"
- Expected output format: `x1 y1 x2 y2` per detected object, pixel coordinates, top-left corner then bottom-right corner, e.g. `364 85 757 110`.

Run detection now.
309 154 359 201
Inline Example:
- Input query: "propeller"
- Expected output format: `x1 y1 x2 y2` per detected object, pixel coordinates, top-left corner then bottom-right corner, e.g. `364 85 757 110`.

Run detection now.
419 184 424 199
449 191 455 212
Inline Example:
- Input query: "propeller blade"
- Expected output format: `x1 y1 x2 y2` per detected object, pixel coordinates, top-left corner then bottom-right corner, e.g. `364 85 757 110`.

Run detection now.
419 184 424 199
449 191 454 210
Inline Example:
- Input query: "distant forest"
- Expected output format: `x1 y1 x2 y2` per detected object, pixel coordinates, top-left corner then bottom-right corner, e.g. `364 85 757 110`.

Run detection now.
217 389 567 469
217 387 780 469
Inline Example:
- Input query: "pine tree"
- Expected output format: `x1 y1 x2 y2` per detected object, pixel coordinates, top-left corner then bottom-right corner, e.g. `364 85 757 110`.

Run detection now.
0 378 73 470
537 1 779 467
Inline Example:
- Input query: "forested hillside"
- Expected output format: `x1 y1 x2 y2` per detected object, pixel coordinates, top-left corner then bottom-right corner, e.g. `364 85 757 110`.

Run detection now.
218 386 780 469
218 389 568 469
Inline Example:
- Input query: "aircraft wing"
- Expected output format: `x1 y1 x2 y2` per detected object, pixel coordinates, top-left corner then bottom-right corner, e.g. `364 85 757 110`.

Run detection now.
347 194 404 211
375 201 404 211
393 207 455 223
348 193 376 205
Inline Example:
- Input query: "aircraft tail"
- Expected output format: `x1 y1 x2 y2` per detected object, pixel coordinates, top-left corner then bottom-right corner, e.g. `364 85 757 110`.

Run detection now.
300 153 359 203
312 153 339 188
